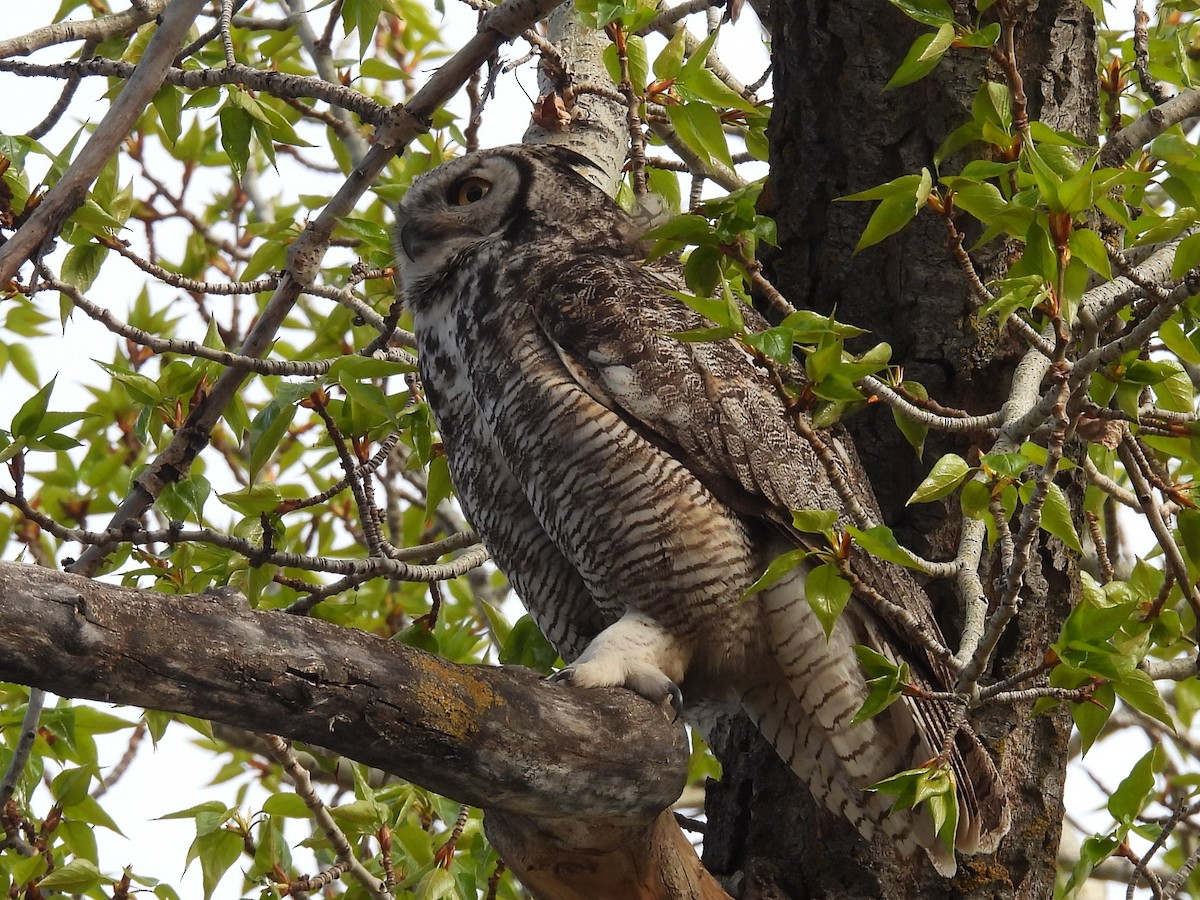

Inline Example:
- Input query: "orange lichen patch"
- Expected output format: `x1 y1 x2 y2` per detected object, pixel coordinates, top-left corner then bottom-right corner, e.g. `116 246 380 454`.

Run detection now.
951 856 1013 892
411 655 507 740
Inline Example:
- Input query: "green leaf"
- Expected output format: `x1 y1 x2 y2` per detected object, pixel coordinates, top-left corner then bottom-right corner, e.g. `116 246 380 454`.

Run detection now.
886 27 953 89
51 766 96 806
425 453 453 521
327 354 416 379
498 615 559 672
415 867 458 900
744 548 808 597
8 854 47 887
1036 482 1083 553
791 508 839 533
196 829 243 900
152 84 182 145
157 800 229 822
653 28 686 80
1071 681 1114 755
668 325 739 345
1152 360 1194 413
959 478 991 520
743 327 794 366
1069 227 1112 280
329 798 387 831
643 214 714 246
852 645 909 723
681 66 758 113
907 453 972 504
246 391 301 482
956 22 1000 47
61 241 108 291
36 859 104 892
1024 143 1067 212
779 309 867 341
1113 667 1175 732
261 793 311 818
219 103 252 182
805 562 852 637
1107 746 1162 825
886 0 954 26
1061 832 1121 898
62 793 123 834
218 484 282 516
11 378 56 440
667 101 733 170
677 27 719 83
849 170 932 251
625 34 649 93
1159 319 1200 366
159 474 211 526
981 451 1030 480
846 525 920 568
889 379 928 457
1172 230 1200 279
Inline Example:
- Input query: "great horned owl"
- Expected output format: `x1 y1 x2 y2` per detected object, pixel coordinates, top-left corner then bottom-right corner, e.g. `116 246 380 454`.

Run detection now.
395 143 1010 875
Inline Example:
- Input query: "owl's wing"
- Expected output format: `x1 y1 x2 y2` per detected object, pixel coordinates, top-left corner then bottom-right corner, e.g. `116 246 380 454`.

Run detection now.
530 256 882 537
530 254 1009 858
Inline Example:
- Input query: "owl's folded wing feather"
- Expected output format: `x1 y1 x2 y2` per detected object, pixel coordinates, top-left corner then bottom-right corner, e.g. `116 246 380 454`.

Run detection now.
530 254 1010 855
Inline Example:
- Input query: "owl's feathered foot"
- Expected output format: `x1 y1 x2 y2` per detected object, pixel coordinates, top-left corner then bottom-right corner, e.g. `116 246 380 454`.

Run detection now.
547 612 688 719
550 664 684 719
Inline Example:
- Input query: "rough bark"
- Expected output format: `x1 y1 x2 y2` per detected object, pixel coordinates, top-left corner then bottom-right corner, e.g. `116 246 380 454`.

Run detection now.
0 561 728 899
701 2 1095 897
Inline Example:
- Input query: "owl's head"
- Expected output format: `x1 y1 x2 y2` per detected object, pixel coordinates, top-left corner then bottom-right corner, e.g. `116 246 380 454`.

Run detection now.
395 144 638 297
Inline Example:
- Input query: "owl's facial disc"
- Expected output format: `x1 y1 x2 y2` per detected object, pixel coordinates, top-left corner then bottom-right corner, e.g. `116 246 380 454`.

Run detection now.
396 157 522 295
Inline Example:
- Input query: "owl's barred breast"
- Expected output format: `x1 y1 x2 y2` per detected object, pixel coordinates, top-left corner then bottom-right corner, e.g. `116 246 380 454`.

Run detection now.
413 265 608 662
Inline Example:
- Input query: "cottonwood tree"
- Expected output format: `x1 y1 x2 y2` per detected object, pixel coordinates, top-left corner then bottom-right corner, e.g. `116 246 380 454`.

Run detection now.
0 0 1198 898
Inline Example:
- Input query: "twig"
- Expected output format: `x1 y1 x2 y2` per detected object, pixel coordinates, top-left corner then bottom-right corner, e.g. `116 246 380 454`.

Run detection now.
0 487 492 584
0 689 46 806
219 0 237 66
64 0 567 577
1132 0 1169 106
263 735 393 900
859 376 1004 433
1118 429 1200 617
0 0 211 287
0 0 169 58
0 57 389 127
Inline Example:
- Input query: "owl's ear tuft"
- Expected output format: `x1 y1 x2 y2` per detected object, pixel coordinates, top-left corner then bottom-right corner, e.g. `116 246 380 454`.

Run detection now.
531 143 604 175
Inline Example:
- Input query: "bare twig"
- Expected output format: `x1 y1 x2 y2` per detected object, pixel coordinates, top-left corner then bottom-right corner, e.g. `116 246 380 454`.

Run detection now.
263 734 393 900
0 0 210 286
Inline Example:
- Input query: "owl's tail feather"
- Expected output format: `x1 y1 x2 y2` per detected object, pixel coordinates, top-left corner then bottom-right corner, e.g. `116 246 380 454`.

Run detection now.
742 676 957 877
745 564 1009 876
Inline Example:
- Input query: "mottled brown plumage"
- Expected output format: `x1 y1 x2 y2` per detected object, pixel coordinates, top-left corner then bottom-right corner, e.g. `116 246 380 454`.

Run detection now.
396 143 1009 874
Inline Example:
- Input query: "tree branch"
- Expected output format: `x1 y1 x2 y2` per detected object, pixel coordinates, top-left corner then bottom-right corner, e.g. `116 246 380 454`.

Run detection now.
0 0 209 286
0 559 682 814
0 0 170 58
0 559 731 898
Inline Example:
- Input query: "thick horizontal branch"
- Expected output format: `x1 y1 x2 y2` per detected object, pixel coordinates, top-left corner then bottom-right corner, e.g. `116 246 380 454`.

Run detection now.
0 561 687 819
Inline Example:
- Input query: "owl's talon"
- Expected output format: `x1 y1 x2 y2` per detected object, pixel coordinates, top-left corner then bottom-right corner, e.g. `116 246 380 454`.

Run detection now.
667 682 684 722
548 660 683 718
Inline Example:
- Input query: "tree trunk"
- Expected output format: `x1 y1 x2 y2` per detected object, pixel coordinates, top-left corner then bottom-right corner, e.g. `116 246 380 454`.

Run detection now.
702 2 1096 896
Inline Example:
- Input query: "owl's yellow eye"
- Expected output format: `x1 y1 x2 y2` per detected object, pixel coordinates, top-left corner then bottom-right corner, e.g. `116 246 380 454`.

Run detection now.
453 177 491 206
